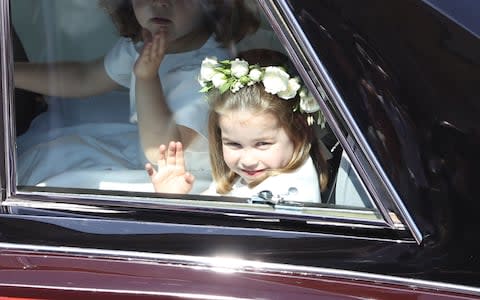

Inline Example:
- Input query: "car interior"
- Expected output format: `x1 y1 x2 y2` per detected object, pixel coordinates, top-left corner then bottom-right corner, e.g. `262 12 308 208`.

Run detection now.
9 0 381 224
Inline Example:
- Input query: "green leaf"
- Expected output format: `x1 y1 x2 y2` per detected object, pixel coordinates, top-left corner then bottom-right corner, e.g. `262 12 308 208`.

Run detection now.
239 75 250 84
199 86 212 93
219 80 233 94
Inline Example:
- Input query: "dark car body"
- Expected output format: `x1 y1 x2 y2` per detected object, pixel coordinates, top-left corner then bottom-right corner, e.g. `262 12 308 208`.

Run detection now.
1 0 480 299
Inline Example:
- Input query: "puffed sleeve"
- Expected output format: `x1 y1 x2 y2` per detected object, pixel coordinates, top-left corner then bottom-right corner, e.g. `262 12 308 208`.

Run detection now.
164 68 209 137
103 37 138 88
161 37 228 137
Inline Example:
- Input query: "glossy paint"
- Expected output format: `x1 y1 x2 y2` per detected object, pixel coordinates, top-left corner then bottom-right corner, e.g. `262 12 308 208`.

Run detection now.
0 248 479 300
290 0 480 223
285 0 480 284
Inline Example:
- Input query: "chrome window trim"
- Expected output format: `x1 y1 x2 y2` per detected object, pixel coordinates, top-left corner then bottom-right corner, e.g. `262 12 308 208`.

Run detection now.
257 0 422 243
0 0 16 200
1 242 479 297
5 195 388 229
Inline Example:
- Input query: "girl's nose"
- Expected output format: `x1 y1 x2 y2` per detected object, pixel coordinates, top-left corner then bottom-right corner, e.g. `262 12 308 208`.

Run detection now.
239 151 259 169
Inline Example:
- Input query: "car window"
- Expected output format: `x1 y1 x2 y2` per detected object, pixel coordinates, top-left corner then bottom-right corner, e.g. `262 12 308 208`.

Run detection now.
7 0 393 226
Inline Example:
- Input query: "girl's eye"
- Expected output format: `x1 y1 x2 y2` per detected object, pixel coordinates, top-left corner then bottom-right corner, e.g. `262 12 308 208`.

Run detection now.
224 142 242 149
256 142 272 148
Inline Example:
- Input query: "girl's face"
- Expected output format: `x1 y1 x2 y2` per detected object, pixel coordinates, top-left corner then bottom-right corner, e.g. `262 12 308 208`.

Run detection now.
219 109 295 184
132 0 206 43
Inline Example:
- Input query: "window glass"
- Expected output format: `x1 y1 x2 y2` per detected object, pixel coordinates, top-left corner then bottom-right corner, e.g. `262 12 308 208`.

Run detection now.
11 0 381 222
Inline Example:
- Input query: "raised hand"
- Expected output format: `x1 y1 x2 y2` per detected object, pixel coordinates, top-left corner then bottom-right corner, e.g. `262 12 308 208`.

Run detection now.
145 141 195 194
134 29 167 80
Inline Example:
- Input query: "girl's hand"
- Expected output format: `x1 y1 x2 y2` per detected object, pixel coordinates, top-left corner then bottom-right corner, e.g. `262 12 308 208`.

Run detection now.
145 141 195 194
134 29 167 80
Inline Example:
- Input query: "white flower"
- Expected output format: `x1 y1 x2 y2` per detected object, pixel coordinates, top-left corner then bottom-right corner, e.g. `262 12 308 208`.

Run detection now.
200 56 219 81
198 75 207 87
211 72 227 88
307 115 314 126
231 81 244 93
277 77 301 99
231 59 249 78
317 112 326 128
299 88 307 98
299 88 320 113
262 66 290 95
248 68 263 82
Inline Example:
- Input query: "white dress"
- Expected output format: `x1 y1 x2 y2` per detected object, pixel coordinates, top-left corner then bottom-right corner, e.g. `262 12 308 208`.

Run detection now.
104 36 229 137
203 156 321 203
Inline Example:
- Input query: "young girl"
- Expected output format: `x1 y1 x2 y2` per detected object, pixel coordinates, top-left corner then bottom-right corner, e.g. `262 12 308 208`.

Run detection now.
14 0 259 163
146 52 329 202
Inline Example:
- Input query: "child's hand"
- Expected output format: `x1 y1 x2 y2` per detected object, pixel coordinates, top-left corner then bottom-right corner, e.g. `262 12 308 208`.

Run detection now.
134 29 167 80
145 141 195 194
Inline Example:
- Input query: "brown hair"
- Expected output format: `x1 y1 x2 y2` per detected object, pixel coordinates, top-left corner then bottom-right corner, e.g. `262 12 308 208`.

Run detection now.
98 0 260 44
207 84 329 194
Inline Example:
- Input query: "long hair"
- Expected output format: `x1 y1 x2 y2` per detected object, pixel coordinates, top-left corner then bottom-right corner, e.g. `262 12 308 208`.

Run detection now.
98 0 260 44
208 84 329 194
207 49 329 194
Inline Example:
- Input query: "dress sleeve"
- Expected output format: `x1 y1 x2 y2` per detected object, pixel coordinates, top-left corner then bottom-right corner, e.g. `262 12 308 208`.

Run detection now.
103 37 137 88
161 36 228 137
162 66 209 137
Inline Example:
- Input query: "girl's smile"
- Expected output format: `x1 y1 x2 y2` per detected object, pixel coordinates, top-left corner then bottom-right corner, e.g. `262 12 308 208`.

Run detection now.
241 168 266 178
219 110 294 184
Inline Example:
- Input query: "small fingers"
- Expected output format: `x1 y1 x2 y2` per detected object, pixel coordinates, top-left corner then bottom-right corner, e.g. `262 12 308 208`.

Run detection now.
140 42 153 62
174 141 185 167
157 144 167 167
145 163 156 177
142 28 153 44
151 34 160 56
166 141 177 166
185 172 195 185
151 32 167 59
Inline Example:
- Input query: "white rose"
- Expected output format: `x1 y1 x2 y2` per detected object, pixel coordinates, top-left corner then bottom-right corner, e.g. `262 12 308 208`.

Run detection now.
200 56 219 81
277 77 301 99
198 75 207 87
262 66 290 95
248 68 262 82
230 80 244 93
211 72 227 88
299 89 320 113
231 59 249 78
299 88 308 98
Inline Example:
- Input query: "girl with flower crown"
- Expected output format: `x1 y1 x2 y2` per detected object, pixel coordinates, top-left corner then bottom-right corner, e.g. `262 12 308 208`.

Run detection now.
146 51 329 202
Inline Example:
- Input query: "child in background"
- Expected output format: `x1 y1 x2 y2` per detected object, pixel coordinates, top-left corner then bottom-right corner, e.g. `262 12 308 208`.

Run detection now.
14 0 259 163
146 50 329 202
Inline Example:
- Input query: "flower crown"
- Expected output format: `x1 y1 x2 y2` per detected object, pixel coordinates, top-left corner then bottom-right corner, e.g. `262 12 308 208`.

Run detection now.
198 57 325 127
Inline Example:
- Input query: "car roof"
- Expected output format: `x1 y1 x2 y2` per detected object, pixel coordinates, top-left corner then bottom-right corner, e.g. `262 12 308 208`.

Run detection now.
424 0 480 38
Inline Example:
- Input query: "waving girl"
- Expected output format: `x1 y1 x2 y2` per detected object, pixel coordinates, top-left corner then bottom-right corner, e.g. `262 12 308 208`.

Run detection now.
147 50 329 202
